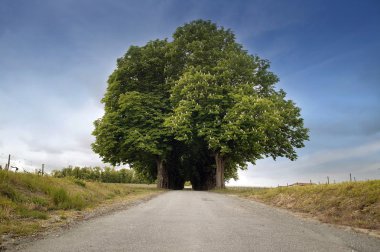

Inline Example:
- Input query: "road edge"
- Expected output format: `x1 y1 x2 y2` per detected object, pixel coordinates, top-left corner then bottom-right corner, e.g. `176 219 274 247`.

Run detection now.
1 191 166 251
219 192 380 239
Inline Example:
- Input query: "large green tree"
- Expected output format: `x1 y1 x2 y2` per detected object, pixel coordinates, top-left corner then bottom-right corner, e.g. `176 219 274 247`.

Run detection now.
165 21 309 188
93 20 309 190
92 39 181 188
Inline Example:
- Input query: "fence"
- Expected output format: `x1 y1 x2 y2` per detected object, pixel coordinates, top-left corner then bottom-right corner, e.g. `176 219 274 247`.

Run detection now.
0 153 46 175
0 153 375 185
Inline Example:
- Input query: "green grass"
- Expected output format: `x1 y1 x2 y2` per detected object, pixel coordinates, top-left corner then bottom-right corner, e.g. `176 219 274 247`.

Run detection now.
0 170 161 242
217 180 380 230
17 208 48 219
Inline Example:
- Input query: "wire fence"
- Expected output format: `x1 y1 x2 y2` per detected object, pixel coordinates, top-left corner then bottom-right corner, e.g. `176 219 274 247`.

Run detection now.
0 153 46 174
227 174 374 189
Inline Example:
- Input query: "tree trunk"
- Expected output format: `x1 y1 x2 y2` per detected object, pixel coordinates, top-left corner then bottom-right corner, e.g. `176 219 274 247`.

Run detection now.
215 153 225 189
156 158 169 188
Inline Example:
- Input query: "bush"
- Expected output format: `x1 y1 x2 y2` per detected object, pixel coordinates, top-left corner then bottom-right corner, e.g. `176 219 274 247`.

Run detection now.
51 166 151 184
52 188 69 207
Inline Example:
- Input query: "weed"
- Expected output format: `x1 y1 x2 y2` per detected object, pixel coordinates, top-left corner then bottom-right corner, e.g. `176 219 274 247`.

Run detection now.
0 198 15 220
52 188 69 207
31 197 49 207
17 208 48 220
74 179 86 187
0 183 21 202
68 195 85 210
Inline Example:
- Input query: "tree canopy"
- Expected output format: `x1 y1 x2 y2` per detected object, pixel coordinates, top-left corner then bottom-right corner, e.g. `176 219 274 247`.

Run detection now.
92 20 309 189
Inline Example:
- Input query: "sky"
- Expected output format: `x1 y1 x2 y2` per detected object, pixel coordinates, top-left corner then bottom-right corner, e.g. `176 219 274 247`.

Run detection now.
0 0 379 187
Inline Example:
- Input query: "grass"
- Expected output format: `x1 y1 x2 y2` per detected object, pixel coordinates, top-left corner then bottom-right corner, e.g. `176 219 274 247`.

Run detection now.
216 180 380 231
0 170 161 243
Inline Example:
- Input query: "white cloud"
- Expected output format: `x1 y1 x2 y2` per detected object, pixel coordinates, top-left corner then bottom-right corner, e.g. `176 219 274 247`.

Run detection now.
0 97 106 172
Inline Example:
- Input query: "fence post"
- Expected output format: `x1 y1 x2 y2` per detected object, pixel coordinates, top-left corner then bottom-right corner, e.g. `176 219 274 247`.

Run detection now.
42 164 45 176
327 176 329 184
6 154 10 171
350 173 352 182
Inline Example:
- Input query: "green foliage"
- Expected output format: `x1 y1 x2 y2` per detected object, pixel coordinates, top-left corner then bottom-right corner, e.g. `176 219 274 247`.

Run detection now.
92 19 309 188
51 166 152 184
166 20 308 182
92 39 172 166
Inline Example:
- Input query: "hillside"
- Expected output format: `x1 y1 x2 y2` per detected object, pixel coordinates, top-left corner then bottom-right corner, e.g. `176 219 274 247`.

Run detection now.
219 180 380 232
0 170 161 244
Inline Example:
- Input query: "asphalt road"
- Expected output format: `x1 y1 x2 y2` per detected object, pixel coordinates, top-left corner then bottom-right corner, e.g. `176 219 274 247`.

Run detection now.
17 191 380 252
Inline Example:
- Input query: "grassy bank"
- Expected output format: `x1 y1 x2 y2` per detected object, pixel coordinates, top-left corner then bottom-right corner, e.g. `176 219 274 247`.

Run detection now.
218 180 380 231
0 170 161 243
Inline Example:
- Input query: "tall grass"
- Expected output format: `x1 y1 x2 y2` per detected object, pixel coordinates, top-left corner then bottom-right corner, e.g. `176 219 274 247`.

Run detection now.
219 180 380 230
0 170 159 241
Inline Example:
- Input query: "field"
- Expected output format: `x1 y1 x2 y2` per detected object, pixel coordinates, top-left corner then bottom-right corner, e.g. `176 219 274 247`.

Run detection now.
218 180 380 232
0 170 161 244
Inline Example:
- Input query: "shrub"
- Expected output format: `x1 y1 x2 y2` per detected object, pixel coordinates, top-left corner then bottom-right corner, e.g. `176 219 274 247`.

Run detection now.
52 188 69 207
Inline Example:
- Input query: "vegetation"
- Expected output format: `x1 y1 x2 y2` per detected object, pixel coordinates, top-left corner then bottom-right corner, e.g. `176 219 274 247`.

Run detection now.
0 170 160 243
92 19 309 190
51 166 152 184
217 180 380 231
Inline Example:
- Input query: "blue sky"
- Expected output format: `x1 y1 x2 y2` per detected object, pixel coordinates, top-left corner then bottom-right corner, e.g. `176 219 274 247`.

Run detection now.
0 0 379 186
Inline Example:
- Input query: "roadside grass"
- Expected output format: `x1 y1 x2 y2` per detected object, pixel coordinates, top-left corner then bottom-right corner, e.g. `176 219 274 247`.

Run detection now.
0 170 160 243
216 180 380 231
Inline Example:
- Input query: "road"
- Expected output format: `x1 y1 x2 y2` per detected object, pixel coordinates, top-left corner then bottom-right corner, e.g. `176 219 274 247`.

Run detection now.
17 191 380 252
